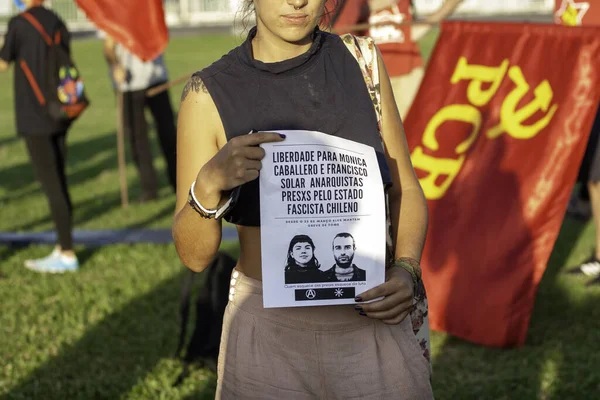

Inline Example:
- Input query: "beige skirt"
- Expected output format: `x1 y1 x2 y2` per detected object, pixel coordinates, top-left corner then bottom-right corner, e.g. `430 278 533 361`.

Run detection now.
216 269 433 400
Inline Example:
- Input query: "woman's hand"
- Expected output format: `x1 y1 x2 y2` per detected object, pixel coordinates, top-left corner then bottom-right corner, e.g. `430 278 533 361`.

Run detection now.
194 131 285 205
355 266 414 325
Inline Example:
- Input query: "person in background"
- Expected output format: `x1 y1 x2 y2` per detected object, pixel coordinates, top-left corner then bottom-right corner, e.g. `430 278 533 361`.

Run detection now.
103 36 177 202
555 0 600 286
0 0 80 273
330 0 463 120
567 107 600 286
368 0 464 119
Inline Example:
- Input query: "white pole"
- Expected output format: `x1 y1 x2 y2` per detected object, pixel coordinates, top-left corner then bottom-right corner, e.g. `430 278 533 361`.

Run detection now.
180 0 191 23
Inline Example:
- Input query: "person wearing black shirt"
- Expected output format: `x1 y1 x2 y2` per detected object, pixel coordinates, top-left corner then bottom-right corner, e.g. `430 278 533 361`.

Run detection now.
172 1 432 397
0 0 79 273
284 234 325 284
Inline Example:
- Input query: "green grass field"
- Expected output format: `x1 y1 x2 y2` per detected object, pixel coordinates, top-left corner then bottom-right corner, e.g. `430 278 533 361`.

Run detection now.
1 30 599 400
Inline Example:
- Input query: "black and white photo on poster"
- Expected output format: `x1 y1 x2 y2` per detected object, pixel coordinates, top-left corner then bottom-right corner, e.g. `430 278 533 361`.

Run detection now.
284 232 367 284
259 130 386 308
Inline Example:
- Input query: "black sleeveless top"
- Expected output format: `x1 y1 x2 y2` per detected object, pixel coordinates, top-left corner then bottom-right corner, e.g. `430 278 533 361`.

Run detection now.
196 27 392 227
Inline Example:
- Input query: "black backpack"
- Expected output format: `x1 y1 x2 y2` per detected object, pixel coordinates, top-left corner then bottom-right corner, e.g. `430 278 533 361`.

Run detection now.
173 251 237 386
21 11 89 125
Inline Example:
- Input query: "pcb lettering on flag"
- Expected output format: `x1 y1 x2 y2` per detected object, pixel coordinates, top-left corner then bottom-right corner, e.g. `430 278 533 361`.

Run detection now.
404 21 600 347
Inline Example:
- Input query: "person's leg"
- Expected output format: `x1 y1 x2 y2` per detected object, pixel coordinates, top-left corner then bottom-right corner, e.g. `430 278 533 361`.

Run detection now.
566 181 600 277
572 181 600 282
322 317 433 399
52 132 74 252
566 185 592 221
568 109 600 278
122 89 158 201
216 270 320 399
146 88 177 192
568 106 600 220
23 132 78 273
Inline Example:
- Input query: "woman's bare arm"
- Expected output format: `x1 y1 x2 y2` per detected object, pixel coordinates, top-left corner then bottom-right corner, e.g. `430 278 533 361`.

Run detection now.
355 48 427 321
377 48 428 262
172 76 225 272
172 76 285 272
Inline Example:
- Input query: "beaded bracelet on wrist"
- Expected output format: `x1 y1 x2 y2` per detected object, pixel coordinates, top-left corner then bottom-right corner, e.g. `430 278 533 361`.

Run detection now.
393 257 422 285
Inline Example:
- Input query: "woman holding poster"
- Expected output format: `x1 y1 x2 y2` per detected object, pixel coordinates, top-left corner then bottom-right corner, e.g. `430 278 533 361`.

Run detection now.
172 0 431 398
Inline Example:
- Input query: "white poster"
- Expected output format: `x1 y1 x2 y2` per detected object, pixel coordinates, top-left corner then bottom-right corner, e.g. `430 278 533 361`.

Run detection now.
259 130 387 308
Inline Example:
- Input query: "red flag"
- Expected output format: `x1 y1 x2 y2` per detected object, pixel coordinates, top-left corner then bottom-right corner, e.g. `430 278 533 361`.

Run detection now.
404 21 600 347
74 0 168 61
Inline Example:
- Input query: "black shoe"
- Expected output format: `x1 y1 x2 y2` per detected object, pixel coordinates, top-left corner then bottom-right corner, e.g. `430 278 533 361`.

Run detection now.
565 254 600 276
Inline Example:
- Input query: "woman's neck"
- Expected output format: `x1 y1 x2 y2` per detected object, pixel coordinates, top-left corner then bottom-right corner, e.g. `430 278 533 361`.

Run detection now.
251 24 314 64
295 260 312 268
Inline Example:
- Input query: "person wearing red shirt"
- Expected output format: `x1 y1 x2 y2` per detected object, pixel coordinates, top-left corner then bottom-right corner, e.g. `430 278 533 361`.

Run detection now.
367 0 463 119
329 0 463 120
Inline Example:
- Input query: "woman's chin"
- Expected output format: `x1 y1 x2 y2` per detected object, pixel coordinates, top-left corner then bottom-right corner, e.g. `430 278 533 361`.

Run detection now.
277 28 315 44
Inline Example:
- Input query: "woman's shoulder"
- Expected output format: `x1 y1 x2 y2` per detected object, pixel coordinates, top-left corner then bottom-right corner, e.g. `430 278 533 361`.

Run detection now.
194 45 241 82
178 51 235 139
180 45 242 108
321 30 345 49
320 31 368 63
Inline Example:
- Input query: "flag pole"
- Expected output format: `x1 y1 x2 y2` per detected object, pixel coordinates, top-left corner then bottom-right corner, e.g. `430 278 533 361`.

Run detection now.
116 90 129 208
332 20 438 34
146 74 191 97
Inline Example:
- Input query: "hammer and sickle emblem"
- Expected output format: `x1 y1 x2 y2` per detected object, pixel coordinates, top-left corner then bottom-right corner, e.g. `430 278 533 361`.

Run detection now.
487 66 558 140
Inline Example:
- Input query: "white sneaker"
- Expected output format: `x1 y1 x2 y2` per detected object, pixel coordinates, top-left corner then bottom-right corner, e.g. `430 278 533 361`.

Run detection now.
24 251 79 273
24 248 60 269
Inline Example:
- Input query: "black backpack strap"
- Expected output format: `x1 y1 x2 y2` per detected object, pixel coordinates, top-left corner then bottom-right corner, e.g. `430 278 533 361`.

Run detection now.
174 253 221 358
21 12 52 45
174 268 196 358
